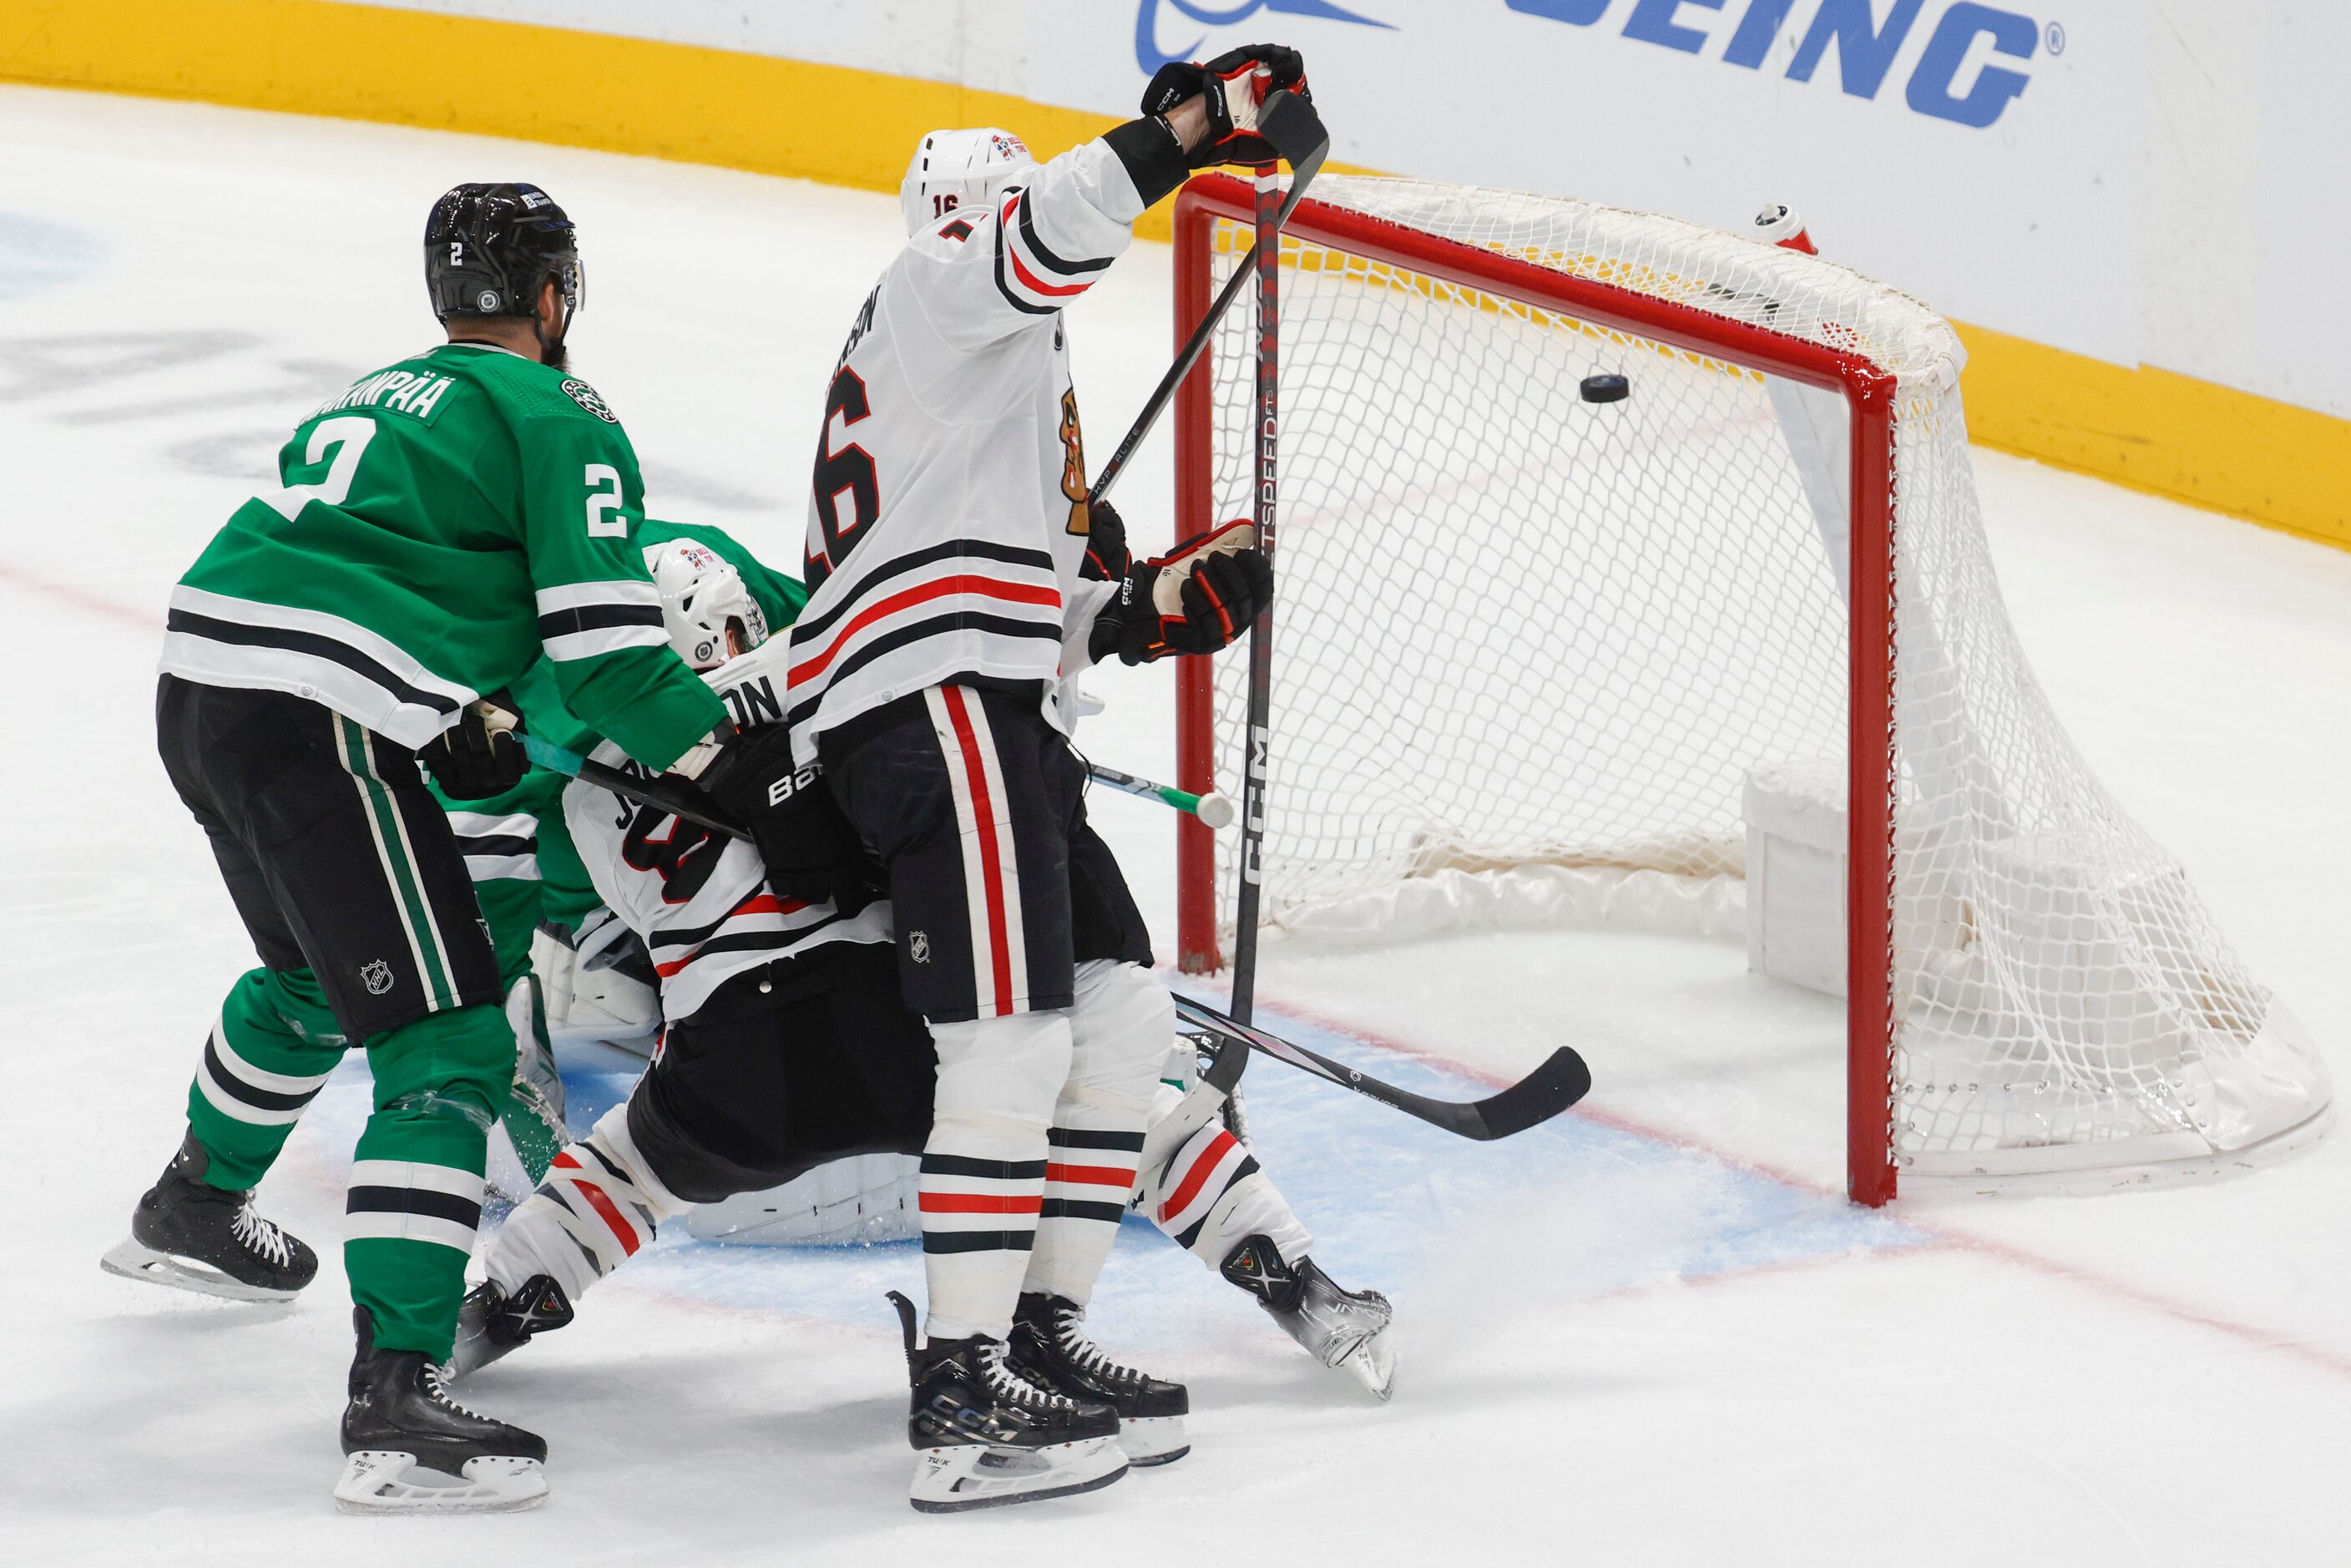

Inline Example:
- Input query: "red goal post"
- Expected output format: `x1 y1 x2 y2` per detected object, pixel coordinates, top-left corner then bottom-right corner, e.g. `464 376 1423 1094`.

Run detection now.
1169 172 1904 1204
1165 172 2329 1208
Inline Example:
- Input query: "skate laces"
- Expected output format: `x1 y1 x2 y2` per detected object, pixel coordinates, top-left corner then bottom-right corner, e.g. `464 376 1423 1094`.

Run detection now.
978 1340 1080 1409
420 1362 489 1421
1049 1304 1145 1388
230 1204 293 1267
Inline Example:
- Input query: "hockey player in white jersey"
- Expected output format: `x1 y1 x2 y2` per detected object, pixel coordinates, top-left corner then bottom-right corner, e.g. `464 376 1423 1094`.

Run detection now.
764 49 1303 1510
724 52 1316 1523
464 538 1186 1505
462 538 1383 1487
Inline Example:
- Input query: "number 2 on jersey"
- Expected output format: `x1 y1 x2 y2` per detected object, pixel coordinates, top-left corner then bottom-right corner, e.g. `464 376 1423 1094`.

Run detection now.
260 415 377 522
584 463 626 537
811 367 878 576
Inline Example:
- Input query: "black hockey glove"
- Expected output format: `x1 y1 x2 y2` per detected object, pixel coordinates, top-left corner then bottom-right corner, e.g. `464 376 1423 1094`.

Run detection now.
1079 497 1132 583
1142 45 1310 169
418 691 528 801
693 726 880 913
1089 519 1271 665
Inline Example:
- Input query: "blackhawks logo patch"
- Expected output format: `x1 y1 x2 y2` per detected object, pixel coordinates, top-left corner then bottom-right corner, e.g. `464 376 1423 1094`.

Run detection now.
562 378 618 423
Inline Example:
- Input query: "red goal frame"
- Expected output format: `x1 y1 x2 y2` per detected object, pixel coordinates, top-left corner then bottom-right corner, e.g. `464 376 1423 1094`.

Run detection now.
1167 173 1906 1206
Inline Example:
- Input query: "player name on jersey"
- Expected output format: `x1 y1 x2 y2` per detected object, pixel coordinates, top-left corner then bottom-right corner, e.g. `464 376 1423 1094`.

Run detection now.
784 138 1157 761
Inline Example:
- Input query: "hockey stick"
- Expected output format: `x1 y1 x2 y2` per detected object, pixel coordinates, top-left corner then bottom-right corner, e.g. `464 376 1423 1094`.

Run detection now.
1173 993 1592 1142
523 731 1224 843
516 733 753 842
1085 761 1236 827
1226 131 1295 1029
1089 89 1331 505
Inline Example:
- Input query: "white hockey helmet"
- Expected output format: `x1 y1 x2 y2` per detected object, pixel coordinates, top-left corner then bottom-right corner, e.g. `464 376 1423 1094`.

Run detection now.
900 127 1035 237
644 539 768 672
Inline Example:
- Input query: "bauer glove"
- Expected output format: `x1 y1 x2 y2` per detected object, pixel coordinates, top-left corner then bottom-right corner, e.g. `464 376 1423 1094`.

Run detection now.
1089 519 1272 665
694 726 881 914
1142 45 1310 169
419 690 528 801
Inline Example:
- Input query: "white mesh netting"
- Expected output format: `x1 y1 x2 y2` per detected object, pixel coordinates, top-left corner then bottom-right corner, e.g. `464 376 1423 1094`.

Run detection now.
1192 175 2328 1181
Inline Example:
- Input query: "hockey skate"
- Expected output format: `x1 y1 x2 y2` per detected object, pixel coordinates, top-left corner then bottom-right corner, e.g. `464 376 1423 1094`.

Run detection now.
1008 1291 1190 1465
336 1308 549 1514
99 1131 316 1303
1223 1235 1397 1401
888 1291 1127 1513
447 1273 574 1378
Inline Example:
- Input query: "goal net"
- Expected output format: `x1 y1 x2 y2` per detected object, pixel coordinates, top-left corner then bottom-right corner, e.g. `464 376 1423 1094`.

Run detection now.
1169 173 2330 1203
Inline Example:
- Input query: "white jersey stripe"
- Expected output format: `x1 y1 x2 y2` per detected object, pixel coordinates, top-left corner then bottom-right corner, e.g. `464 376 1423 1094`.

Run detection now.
365 727 459 1012
956 689 1027 1013
350 1158 488 1202
927 687 999 1017
343 1211 478 1252
544 622 670 663
334 721 437 1007
533 579 661 615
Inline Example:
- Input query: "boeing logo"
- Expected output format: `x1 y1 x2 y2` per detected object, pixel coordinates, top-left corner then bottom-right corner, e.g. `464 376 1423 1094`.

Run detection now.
1508 0 2043 128
1137 0 2045 129
1135 0 1396 74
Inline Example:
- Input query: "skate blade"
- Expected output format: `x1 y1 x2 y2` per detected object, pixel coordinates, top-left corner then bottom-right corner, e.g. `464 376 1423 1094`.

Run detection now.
333 1451 548 1515
1341 1325 1398 1403
908 1434 1127 1513
99 1238 300 1305
1119 1415 1191 1468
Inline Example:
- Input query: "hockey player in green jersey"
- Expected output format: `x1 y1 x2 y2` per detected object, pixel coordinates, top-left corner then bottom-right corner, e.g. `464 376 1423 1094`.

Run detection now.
106 182 819 1515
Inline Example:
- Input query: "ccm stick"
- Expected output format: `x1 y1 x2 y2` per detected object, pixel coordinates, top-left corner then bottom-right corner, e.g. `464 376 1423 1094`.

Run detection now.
519 734 1228 830
512 744 1585 1134
1087 88 1330 505
1173 992 1593 1141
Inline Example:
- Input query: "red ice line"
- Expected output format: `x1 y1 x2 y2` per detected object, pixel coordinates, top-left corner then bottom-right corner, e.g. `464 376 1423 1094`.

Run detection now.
0 559 160 631
1240 983 2351 1384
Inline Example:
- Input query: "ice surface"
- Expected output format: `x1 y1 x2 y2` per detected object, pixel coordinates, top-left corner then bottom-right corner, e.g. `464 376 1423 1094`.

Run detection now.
6 85 2351 1565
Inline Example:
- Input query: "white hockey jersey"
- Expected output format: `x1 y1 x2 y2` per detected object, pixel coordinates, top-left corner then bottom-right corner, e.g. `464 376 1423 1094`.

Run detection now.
785 135 1156 762
564 640 892 1020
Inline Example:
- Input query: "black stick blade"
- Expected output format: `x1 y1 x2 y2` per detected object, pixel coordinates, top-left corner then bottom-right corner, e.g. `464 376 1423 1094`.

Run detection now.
1172 993 1590 1142
1258 90 1331 176
1469 1047 1592 1140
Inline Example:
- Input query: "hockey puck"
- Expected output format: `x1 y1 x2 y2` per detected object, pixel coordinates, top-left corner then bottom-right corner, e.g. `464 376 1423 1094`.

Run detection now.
1580 373 1630 404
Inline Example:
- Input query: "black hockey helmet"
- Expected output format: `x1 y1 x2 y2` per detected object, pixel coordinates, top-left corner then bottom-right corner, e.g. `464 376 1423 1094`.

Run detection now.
424 182 583 321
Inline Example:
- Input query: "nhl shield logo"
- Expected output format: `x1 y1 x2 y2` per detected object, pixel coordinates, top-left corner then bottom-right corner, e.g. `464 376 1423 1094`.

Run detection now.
361 959 395 996
908 932 931 965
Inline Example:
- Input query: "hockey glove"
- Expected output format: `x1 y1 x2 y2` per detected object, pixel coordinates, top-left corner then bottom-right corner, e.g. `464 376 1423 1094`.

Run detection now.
694 726 881 914
1079 497 1132 583
419 691 528 801
1089 520 1271 665
1142 45 1310 169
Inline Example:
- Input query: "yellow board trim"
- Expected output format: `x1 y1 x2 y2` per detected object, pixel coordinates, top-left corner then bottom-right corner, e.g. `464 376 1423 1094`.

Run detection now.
1953 321 2351 549
6 0 2347 546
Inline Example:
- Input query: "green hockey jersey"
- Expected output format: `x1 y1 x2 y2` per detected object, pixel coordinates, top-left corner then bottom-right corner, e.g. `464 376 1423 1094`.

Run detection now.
159 342 725 770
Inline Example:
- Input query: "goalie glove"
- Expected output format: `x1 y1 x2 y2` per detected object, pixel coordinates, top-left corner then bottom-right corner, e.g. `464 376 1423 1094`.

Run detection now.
419 690 528 801
692 727 882 914
1141 44 1310 170
1089 520 1271 666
